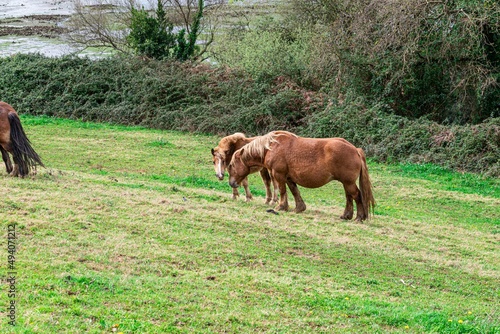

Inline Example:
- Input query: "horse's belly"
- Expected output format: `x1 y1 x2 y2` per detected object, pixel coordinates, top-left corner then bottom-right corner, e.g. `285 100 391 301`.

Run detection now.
290 172 333 189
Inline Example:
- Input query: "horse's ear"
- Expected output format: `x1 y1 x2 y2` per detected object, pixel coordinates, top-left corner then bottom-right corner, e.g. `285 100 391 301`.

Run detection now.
211 148 215 156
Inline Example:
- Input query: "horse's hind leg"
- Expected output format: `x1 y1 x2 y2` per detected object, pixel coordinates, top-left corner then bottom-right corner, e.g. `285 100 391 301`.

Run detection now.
340 183 356 220
10 155 21 177
242 177 253 202
0 146 13 174
341 182 365 221
286 180 306 213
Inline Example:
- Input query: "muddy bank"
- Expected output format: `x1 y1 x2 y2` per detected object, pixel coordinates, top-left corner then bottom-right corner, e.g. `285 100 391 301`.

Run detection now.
0 15 69 38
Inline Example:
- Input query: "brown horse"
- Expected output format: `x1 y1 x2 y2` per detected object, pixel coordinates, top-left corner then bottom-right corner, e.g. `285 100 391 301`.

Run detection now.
0 101 44 177
227 131 375 221
211 132 277 204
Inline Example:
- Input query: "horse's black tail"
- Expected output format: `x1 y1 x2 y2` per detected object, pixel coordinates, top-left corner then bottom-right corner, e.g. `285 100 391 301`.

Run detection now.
8 113 44 176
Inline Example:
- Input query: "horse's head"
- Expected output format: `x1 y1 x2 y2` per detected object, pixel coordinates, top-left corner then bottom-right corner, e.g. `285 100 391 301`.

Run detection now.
211 147 226 180
228 148 251 188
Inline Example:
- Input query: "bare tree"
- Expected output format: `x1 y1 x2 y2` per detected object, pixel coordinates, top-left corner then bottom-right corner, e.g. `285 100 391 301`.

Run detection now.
163 0 225 60
68 0 135 53
68 0 225 60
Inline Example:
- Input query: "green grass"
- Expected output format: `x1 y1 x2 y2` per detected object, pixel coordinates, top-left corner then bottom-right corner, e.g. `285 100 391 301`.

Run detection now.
0 116 498 333
394 163 499 198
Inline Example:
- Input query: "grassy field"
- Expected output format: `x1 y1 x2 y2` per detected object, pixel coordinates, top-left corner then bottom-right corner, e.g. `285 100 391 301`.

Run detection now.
0 116 499 333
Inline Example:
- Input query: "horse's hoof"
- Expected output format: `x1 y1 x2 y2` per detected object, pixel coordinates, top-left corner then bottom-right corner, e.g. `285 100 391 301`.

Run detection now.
267 199 277 205
275 205 288 211
294 205 306 213
340 214 353 220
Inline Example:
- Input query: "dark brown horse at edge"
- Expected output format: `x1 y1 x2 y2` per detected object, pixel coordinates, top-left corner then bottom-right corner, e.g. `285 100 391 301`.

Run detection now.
228 131 375 221
211 132 278 204
0 101 44 177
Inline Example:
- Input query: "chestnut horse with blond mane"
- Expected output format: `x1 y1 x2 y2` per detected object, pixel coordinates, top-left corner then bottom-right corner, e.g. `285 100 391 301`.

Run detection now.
211 133 277 204
0 101 44 177
228 131 375 221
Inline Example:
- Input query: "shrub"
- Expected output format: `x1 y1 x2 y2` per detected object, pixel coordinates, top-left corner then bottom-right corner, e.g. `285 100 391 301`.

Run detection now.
0 54 497 176
301 95 499 176
288 0 500 124
127 0 204 61
212 17 315 87
127 1 177 60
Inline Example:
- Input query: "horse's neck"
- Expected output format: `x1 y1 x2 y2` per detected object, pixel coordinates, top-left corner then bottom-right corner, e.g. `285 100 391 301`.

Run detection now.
239 137 254 147
243 150 267 169
223 138 248 162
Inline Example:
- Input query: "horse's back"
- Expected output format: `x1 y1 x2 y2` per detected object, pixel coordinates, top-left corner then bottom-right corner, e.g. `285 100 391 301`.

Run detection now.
299 136 361 170
269 133 362 186
0 101 17 124
281 135 358 158
0 101 16 112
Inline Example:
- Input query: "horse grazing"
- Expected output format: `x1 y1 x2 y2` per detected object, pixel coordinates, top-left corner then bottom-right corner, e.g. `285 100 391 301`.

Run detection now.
0 101 44 177
211 132 277 204
228 131 375 221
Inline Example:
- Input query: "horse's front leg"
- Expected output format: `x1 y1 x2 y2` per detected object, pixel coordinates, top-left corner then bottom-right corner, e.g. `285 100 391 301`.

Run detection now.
259 169 274 204
270 172 279 204
273 173 289 211
0 146 13 174
286 180 306 213
231 187 239 200
241 177 253 202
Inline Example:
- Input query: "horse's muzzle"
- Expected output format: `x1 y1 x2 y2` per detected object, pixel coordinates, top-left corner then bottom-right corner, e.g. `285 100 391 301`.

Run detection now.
229 180 239 188
216 173 224 181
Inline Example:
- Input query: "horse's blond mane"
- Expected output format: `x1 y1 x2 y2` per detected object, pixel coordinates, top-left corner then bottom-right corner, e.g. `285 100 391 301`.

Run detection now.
240 131 297 162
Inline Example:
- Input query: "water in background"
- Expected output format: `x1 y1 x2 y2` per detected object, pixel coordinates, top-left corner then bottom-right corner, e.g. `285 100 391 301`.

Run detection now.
0 0 154 57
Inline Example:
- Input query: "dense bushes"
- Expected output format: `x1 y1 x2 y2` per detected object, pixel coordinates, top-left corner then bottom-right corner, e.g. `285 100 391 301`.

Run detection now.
0 54 318 133
0 54 498 176
217 0 499 124
305 100 499 176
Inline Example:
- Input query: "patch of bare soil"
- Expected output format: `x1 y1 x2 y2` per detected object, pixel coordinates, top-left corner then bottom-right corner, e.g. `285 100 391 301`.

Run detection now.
0 14 69 38
0 25 67 38
21 15 70 22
